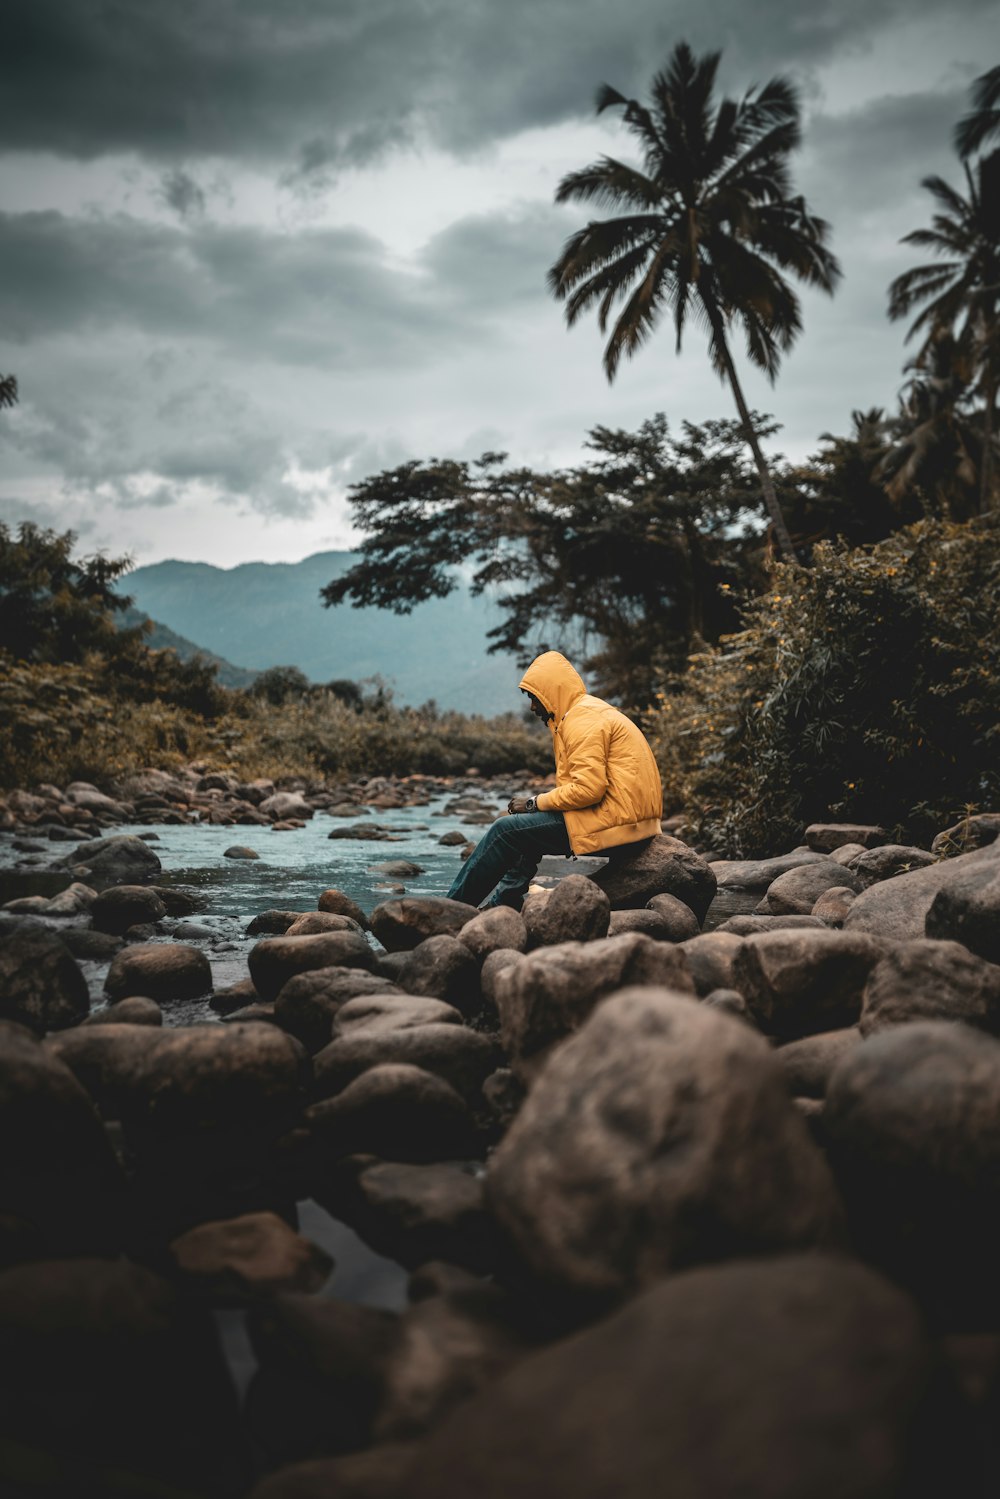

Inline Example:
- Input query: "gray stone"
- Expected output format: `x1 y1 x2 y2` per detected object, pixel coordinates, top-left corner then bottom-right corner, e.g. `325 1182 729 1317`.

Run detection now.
318 888 370 929
607 908 675 940
732 929 883 1041
645 891 700 940
844 839 1000 943
761 860 862 916
678 931 744 996
776 1028 861 1098
860 938 1000 1036
314 1023 500 1106
931 813 1000 857
352 1161 493 1272
224 845 261 859
333 994 464 1038
495 932 695 1080
711 850 826 891
457 906 528 962
170 1211 333 1300
847 844 937 888
370 897 480 953
925 858 1000 965
249 930 374 1002
522 874 610 948
0 927 89 1032
397 935 480 1014
811 887 856 924
57 833 161 887
804 823 888 852
486 988 844 1307
590 835 716 921
716 914 827 936
306 1064 474 1163
274 969 402 1053
85 996 163 1027
104 941 212 1003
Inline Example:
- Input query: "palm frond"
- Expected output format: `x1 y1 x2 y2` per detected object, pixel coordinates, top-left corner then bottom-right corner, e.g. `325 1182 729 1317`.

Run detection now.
554 156 664 211
955 64 1000 157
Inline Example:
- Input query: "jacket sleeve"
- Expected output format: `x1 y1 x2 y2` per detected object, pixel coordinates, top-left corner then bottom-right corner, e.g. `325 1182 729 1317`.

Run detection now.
537 719 610 811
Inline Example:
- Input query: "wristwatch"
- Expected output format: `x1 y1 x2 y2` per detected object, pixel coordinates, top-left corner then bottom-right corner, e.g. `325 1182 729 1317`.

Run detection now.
524 797 537 813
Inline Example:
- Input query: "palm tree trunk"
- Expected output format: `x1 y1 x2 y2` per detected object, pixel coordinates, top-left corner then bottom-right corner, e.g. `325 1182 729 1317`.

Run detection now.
982 371 997 514
708 320 798 562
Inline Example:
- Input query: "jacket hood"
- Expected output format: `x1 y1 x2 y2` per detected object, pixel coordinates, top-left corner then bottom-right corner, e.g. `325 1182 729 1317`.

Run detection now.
519 651 587 724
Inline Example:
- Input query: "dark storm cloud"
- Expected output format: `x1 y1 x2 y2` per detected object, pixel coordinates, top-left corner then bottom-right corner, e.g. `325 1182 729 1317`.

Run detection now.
1 0 993 167
159 168 208 220
0 210 465 368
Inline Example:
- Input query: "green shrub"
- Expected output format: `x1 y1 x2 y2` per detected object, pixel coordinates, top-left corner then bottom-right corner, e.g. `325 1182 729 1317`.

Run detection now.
645 514 1000 855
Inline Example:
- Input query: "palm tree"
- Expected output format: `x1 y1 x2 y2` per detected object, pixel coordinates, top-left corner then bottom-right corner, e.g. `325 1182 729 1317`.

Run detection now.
0 374 17 410
955 64 1000 159
877 335 984 519
548 42 840 561
888 154 1000 513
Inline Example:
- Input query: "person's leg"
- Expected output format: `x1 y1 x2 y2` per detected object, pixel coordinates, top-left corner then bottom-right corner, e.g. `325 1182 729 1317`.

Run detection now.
446 811 570 909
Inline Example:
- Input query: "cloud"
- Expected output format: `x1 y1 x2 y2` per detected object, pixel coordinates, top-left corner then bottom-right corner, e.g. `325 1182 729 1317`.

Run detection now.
159 168 208 221
0 0 993 169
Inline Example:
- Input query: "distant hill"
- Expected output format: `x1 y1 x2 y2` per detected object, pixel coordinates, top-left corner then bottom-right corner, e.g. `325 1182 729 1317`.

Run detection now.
124 552 527 714
121 606 259 690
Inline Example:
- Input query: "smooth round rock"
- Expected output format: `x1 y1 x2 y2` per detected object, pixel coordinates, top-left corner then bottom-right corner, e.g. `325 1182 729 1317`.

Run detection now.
104 942 212 1003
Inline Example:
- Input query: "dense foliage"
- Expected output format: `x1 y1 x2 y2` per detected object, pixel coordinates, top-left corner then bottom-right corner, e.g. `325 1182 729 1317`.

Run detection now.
645 514 1000 855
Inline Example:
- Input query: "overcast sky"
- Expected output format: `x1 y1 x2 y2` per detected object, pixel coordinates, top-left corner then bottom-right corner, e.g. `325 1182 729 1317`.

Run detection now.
1 0 996 569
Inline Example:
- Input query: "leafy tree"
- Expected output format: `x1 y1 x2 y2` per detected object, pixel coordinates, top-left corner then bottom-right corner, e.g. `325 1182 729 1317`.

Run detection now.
250 664 312 705
547 41 840 560
0 521 143 664
888 152 1000 513
955 64 1000 159
878 335 986 519
325 678 364 711
786 408 909 547
322 414 775 704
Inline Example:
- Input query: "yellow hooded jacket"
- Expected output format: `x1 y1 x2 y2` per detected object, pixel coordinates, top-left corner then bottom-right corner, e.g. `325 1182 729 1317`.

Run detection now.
519 651 663 855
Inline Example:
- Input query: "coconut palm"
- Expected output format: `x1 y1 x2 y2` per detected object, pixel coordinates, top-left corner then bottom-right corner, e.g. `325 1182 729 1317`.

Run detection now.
877 335 984 519
0 374 17 409
548 41 840 560
888 153 1000 513
955 64 1000 159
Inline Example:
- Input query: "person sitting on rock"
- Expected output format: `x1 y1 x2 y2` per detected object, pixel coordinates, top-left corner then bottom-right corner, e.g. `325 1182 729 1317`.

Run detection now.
447 650 663 910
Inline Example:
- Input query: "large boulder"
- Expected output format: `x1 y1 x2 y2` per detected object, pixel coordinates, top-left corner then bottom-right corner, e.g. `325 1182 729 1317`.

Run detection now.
0 927 89 1032
306 1063 475 1163
90 883 167 934
678 931 744 996
776 1028 861 1099
825 1021 1000 1325
457 906 528 962
522 875 610 948
646 892 700 940
351 1161 494 1273
274 969 403 1053
333 994 464 1038
931 812 1000 857
844 839 1000 942
486 988 844 1308
285 912 363 937
494 932 695 1081
370 897 480 953
104 942 212 1003
397 935 480 1014
732 929 884 1041
710 850 826 891
860 938 1000 1036
249 930 374 1002
313 1023 500 1106
847 844 937 888
0 1257 248 1492
804 822 887 852
44 1023 167 1118
760 860 861 916
0 1022 127 1256
402 1256 931 1499
925 858 1000 965
317 887 370 928
169 1211 333 1300
260 792 314 821
58 833 161 887
590 835 717 921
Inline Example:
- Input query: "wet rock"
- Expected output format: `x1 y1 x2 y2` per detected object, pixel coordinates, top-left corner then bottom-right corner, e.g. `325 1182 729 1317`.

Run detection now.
171 919 215 940
760 860 862 916
210 976 259 1015
703 987 752 1021
522 874 610 948
0 1256 248 1493
859 938 1000 1036
0 1022 127 1255
678 931 744 995
223 1001 279 1025
716 913 827 936
590 834 716 921
306 1064 475 1163
645 891 700 940
607 908 674 940
494 932 695 1081
457 906 528 962
370 896 480 952
61 926 125 961
0 926 89 1032
85 996 163 1027
480 948 522 1008
848 844 937 888
373 859 424 878
2 879 96 917
925 858 1000 965
260 792 315 821
710 850 826 891
247 909 307 936
91 881 167 929
169 1210 334 1300
487 988 843 1307
333 994 464 1037
318 887 370 928
733 929 883 1041
402 1256 929 1499
830 841 868 866
224 844 260 859
352 1161 494 1272
825 1021 1000 1325
275 969 403 1053
439 829 469 845
482 1066 525 1128
56 833 161 887
397 935 480 1013
776 1028 861 1098
804 822 888 852
246 1446 416 1499
104 941 212 1003
246 1292 399 1463
45 1023 170 1117
150 885 202 917
249 930 375 1002
314 1023 500 1106
844 839 1000 942
285 911 364 936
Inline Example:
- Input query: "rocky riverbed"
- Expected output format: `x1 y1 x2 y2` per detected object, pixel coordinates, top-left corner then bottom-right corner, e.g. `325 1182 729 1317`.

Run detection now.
2 771 1000 1497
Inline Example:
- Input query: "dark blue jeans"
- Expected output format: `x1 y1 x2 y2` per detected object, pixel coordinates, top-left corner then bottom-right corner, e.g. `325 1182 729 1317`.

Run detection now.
446 810 571 910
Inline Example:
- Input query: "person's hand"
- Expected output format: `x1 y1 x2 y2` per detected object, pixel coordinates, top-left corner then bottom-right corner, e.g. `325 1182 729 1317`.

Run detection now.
506 795 537 815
